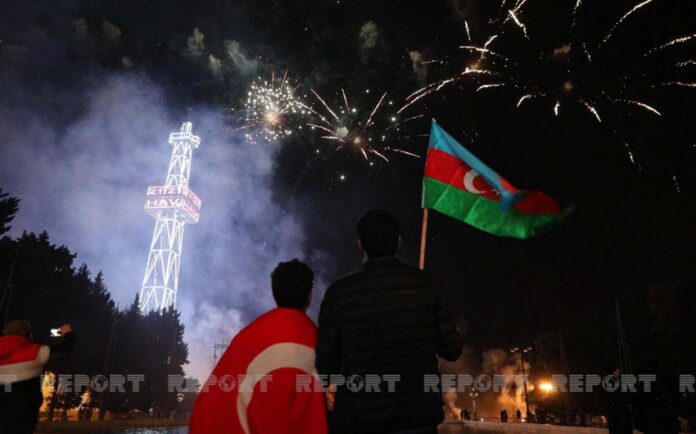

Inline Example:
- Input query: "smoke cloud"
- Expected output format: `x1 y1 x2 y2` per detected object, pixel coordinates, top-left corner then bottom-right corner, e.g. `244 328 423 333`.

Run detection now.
101 20 122 44
186 28 206 57
208 54 223 77
224 40 258 76
480 348 531 417
358 20 379 61
408 51 428 83
0 72 323 381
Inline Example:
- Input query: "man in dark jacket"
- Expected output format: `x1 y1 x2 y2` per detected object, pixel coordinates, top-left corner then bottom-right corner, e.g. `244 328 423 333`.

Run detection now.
0 320 76 434
601 365 633 434
316 210 462 434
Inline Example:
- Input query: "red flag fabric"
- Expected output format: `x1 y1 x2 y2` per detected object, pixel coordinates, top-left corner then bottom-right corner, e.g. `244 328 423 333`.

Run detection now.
0 335 48 384
189 307 328 434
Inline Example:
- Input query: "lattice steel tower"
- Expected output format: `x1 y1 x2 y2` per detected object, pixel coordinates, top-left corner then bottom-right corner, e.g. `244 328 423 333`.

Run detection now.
139 122 202 312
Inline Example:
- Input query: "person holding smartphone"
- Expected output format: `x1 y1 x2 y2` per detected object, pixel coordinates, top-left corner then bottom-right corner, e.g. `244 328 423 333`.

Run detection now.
0 320 76 434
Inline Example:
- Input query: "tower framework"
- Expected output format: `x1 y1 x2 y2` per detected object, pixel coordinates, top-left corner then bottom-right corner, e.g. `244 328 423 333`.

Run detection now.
139 122 201 312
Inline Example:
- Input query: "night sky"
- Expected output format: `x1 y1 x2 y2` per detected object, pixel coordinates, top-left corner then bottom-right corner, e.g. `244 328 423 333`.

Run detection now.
1 0 694 379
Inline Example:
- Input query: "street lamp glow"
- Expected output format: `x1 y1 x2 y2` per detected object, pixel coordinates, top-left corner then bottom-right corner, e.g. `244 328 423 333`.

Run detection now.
539 382 554 393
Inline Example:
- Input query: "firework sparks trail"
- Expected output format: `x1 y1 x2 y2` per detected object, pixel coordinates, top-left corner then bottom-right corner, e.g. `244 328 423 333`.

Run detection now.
341 89 351 113
477 34 499 62
397 0 693 171
460 45 510 62
516 94 533 107
386 148 421 158
365 92 388 128
401 114 426 123
465 21 472 42
228 124 253 132
310 89 340 122
398 66 496 114
483 35 498 50
516 93 547 108
611 99 662 116
512 0 528 11
572 0 583 27
477 83 506 92
398 78 457 114
624 142 640 168
243 71 309 143
662 81 696 88
602 0 655 45
582 42 593 62
502 0 528 25
309 89 421 163
307 123 336 134
645 34 696 55
507 10 529 39
497 0 510 19
581 100 602 122
673 175 681 193
462 67 496 76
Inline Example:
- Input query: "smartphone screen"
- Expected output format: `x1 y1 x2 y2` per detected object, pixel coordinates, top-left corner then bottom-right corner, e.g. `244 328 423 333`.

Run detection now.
50 328 60 337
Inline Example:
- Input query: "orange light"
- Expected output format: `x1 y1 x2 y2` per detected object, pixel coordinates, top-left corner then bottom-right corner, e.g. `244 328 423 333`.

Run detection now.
539 382 554 393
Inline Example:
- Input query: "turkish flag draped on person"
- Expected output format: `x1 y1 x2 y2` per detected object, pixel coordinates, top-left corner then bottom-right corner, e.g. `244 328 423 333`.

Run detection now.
423 121 568 239
189 308 328 434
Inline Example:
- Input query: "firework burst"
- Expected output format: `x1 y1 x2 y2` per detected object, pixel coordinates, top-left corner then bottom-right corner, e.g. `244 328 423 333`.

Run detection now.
307 88 422 163
400 0 696 126
241 70 309 143
397 0 696 177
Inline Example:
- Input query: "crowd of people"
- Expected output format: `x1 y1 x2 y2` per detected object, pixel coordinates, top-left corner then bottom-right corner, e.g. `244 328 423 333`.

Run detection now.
189 209 462 434
0 209 689 434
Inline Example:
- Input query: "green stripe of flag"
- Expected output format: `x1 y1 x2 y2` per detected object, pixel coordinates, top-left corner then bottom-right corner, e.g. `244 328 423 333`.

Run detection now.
423 177 563 239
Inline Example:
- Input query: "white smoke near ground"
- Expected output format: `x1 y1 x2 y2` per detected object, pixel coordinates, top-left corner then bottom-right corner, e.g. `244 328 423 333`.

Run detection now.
186 28 206 57
481 348 530 418
0 73 323 381
443 387 463 421
358 20 379 61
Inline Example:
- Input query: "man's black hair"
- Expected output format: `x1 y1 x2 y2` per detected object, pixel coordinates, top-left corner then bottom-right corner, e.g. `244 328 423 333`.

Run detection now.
356 209 401 258
271 259 314 310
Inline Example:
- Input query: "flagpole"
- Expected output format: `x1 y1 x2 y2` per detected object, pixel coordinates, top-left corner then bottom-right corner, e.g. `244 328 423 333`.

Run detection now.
418 208 429 270
419 118 435 270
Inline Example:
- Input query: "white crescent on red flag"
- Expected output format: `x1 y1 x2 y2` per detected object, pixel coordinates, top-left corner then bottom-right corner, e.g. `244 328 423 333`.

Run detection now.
189 308 327 434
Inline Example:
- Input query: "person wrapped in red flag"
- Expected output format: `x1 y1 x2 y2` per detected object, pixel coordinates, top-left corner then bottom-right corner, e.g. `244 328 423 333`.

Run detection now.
189 259 327 434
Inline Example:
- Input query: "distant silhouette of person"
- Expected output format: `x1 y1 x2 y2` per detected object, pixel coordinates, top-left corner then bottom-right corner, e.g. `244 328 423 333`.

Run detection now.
601 365 633 434
634 361 681 434
0 320 75 434
316 210 462 434
516 409 522 422
526 410 535 423
462 408 470 420
500 409 508 422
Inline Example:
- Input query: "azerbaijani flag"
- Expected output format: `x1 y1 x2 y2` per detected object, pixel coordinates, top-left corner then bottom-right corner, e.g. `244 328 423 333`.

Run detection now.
423 121 566 239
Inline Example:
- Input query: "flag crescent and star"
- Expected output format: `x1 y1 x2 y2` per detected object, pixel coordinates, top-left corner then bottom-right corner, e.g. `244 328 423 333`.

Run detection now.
423 120 569 239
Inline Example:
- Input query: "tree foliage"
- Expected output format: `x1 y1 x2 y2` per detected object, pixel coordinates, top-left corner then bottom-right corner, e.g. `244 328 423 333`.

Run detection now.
0 188 19 235
0 189 189 417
